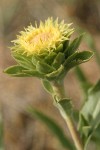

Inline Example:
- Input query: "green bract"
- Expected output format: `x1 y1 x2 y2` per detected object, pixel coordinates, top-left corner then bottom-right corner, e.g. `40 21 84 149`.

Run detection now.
4 18 93 81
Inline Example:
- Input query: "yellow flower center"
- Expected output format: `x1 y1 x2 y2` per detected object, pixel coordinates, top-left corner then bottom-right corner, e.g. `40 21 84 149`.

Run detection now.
30 32 53 44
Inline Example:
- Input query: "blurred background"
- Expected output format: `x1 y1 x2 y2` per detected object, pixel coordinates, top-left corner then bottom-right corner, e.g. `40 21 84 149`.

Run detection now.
0 0 100 150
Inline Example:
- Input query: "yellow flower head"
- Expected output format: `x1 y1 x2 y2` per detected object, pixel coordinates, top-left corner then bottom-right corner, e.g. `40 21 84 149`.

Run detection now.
12 18 74 56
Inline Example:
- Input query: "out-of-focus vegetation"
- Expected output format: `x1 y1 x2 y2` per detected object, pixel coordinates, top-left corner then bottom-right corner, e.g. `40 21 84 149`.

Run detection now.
0 114 3 150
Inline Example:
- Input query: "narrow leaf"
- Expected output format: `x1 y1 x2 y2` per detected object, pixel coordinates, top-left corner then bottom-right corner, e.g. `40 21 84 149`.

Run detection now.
4 65 32 77
23 70 44 78
73 51 93 62
64 51 93 71
4 65 25 74
28 107 75 150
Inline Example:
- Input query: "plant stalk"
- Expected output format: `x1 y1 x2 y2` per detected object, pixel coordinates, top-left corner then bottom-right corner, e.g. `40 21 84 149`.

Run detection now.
52 81 84 150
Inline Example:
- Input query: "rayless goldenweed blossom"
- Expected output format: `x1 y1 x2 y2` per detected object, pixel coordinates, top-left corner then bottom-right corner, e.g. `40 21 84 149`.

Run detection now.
12 18 74 55
4 18 94 150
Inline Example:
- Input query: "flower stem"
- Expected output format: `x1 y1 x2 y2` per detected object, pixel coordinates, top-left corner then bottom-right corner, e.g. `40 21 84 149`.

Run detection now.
52 81 84 150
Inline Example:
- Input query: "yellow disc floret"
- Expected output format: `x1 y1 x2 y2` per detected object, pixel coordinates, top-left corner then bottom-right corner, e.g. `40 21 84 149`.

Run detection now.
11 18 74 56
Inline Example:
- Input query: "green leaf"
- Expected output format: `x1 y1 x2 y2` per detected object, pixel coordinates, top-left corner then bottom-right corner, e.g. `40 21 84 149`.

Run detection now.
4 65 32 77
52 52 65 69
28 107 75 150
36 61 55 74
23 70 44 78
64 51 93 71
65 34 84 57
56 44 63 53
78 80 100 148
42 79 54 94
4 65 25 74
74 51 93 63
12 52 35 70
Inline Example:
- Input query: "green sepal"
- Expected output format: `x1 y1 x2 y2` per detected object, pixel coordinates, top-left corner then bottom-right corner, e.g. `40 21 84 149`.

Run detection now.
42 79 54 94
12 52 35 70
44 52 56 64
65 34 84 57
37 52 49 58
56 44 63 53
36 61 55 74
52 52 65 69
46 65 64 80
32 55 43 66
4 65 32 77
63 40 69 50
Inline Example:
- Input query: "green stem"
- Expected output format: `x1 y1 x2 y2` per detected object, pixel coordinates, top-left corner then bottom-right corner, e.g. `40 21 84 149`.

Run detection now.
52 81 84 150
